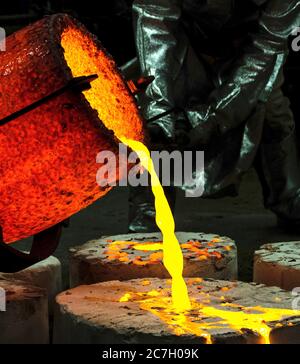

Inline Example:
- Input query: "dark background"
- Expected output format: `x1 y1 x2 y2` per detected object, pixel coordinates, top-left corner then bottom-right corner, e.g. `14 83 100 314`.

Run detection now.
0 0 136 65
1 1 300 285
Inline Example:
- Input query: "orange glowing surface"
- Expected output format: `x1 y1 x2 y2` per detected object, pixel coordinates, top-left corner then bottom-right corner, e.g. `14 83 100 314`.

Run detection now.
101 238 229 266
61 27 143 141
119 279 300 344
0 15 144 243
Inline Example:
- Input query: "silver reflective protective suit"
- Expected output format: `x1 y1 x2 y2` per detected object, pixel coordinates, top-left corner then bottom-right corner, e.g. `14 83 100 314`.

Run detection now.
129 0 300 232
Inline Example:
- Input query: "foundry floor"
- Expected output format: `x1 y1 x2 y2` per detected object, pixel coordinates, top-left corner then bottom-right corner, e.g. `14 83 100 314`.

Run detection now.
15 168 300 288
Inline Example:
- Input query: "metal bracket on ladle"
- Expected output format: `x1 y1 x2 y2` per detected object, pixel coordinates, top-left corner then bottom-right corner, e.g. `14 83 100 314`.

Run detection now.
0 74 171 126
0 74 98 127
0 221 69 273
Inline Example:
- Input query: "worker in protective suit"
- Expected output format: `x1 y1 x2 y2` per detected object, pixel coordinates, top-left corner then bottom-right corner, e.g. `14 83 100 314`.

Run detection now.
129 0 300 232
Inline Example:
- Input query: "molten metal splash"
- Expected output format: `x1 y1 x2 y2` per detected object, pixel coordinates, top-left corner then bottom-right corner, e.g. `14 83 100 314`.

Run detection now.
101 238 229 266
119 282 300 344
133 242 164 251
103 240 163 265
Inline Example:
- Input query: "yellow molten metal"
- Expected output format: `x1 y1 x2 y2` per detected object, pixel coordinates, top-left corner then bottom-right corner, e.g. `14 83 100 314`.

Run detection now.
119 137 191 311
133 242 164 251
119 285 300 344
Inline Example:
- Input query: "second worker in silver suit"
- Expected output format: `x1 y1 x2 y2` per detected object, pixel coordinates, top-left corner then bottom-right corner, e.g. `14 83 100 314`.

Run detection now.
128 0 300 232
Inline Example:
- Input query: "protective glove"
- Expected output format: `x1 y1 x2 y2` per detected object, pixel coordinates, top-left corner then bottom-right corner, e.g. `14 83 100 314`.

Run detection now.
185 106 219 148
146 109 191 148
147 120 191 149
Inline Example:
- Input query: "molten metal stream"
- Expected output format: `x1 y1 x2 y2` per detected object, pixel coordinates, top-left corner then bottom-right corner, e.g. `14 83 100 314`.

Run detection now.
119 137 191 311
